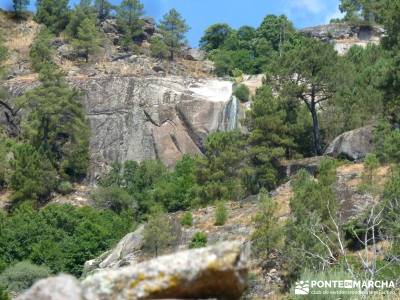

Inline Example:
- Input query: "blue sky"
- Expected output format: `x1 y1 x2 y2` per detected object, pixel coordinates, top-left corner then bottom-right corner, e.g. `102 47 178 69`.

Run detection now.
0 0 343 46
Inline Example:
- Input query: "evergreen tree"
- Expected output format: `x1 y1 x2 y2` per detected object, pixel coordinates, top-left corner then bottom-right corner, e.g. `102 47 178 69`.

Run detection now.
322 45 387 141
35 0 70 34
116 0 145 48
72 17 102 62
251 188 281 256
257 15 296 54
159 9 189 60
65 0 96 40
143 206 174 257
95 0 113 21
243 86 294 192
152 155 197 212
339 0 383 23
380 0 400 124
270 37 340 155
196 131 247 202
12 0 29 19
9 143 57 204
284 158 339 280
199 23 234 52
29 28 55 73
150 36 169 60
18 66 90 181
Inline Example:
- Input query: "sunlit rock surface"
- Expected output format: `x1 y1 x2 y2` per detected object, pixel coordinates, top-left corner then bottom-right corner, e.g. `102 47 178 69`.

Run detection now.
300 23 384 55
5 75 237 180
17 242 248 300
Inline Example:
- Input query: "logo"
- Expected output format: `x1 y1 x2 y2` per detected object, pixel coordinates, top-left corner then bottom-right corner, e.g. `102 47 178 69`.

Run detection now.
295 281 310 295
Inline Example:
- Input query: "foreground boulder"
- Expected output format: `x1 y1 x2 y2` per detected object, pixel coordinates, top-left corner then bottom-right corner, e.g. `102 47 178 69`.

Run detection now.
324 125 374 161
17 241 248 300
16 275 82 300
82 241 247 300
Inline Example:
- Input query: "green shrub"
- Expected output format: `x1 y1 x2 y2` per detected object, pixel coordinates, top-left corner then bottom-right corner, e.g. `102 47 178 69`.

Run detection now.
92 186 136 214
232 68 243 78
214 201 228 226
358 153 380 194
284 159 339 281
57 181 73 195
143 206 175 257
0 203 133 277
374 121 400 163
0 261 51 293
251 189 281 255
234 84 250 102
180 211 193 227
189 232 208 249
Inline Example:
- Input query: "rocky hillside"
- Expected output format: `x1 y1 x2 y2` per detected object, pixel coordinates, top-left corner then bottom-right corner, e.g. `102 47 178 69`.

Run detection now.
14 157 391 299
300 22 384 54
0 11 256 180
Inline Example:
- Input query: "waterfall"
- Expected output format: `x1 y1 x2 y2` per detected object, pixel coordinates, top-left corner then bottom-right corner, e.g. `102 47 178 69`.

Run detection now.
223 95 239 131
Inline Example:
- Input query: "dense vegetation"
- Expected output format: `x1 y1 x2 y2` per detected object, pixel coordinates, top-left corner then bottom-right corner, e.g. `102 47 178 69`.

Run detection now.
0 204 133 277
1 0 400 297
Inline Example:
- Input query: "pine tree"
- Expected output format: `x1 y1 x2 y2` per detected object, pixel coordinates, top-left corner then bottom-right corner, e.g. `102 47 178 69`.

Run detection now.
199 23 233 52
269 37 340 155
159 9 189 60
35 0 70 34
143 206 174 257
150 36 169 60
95 0 113 21
65 0 96 40
243 85 294 192
251 188 281 256
116 0 145 48
284 158 339 280
196 131 247 202
380 0 400 124
73 17 102 62
18 66 90 181
12 0 29 19
29 28 54 72
9 143 57 204
339 0 383 23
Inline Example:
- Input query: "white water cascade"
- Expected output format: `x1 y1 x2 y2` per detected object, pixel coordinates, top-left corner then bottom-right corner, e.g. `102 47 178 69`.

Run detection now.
221 94 239 131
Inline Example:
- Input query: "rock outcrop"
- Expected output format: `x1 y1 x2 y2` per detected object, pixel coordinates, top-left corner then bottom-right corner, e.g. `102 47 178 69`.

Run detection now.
84 225 145 274
83 200 258 275
17 242 248 300
300 23 384 55
324 125 374 161
5 75 237 179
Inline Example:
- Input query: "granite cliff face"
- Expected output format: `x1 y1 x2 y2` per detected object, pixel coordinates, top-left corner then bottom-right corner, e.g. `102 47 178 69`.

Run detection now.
4 75 237 180
300 23 384 54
